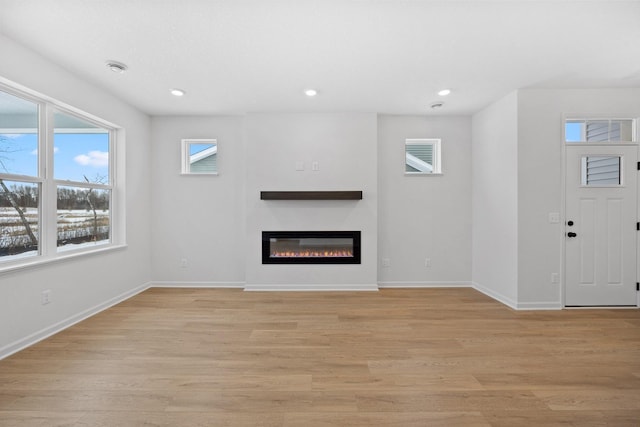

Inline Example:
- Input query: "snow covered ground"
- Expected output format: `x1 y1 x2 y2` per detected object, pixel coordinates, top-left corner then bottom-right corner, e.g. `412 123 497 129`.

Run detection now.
0 208 109 254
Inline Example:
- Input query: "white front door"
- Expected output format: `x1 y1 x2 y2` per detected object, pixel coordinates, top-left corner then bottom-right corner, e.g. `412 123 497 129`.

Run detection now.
565 145 638 306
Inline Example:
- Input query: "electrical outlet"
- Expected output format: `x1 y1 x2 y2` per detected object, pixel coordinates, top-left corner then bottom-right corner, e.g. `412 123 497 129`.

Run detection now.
551 273 559 283
180 258 188 268
41 290 52 305
382 258 390 267
312 161 320 171
425 258 431 268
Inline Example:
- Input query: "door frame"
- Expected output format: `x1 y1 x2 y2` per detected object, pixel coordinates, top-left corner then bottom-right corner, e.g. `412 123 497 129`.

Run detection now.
561 125 640 308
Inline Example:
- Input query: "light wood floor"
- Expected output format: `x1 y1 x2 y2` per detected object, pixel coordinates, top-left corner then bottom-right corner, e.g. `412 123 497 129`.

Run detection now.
1 288 639 426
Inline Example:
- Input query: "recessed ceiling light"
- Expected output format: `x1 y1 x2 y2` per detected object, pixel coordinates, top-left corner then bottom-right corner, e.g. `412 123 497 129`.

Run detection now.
438 89 451 96
170 89 185 97
304 89 318 97
430 102 444 109
105 60 127 74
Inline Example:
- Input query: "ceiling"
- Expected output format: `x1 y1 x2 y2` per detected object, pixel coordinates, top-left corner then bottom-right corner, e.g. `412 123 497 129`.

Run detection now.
1 0 639 116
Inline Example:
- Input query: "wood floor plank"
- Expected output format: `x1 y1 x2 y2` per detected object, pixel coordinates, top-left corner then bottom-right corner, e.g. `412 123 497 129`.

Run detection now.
283 411 490 427
1 287 639 426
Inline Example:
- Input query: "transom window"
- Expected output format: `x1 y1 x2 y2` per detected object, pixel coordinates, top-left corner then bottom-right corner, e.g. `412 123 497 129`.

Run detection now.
565 119 636 143
0 83 120 267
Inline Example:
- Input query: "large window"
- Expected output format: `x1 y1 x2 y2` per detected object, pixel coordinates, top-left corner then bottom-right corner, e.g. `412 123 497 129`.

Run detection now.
0 84 120 266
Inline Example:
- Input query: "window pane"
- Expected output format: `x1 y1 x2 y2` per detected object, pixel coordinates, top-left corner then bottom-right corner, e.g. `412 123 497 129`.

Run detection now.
57 185 110 251
182 139 217 174
565 121 583 142
0 90 39 177
0 180 39 259
581 156 621 186
585 121 610 142
54 111 109 183
405 139 440 173
611 120 634 141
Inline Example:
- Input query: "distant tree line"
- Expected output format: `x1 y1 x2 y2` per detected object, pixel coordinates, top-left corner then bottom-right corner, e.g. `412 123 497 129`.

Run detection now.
0 183 108 211
57 186 109 211
0 182 38 208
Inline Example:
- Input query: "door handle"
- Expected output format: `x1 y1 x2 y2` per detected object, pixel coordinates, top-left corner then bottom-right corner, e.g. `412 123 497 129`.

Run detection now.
567 232 577 238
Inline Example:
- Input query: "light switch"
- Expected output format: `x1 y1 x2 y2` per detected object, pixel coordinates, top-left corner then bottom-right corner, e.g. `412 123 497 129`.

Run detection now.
295 161 304 171
548 212 560 224
312 161 319 171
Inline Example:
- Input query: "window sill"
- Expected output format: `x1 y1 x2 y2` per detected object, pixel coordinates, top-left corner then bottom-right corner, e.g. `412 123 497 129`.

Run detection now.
565 142 638 146
0 244 128 276
180 172 219 176
404 172 444 176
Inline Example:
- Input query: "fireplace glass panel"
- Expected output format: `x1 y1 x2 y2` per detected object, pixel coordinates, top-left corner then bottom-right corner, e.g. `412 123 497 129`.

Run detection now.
262 231 361 264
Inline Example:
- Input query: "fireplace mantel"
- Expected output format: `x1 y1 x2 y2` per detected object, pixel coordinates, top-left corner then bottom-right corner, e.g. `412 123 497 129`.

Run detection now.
260 191 362 200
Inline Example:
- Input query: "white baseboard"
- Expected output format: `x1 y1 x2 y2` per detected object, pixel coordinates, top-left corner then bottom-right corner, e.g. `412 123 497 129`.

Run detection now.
244 283 379 291
471 281 562 310
378 281 472 288
151 281 245 288
0 282 151 360
471 281 518 310
515 301 563 310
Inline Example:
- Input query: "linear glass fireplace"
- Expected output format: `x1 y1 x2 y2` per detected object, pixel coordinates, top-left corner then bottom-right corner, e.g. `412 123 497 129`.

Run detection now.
262 231 361 264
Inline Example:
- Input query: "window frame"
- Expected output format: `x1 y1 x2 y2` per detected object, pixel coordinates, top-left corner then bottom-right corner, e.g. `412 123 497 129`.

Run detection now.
0 80 124 272
404 138 442 175
564 118 637 144
580 155 623 188
181 138 218 175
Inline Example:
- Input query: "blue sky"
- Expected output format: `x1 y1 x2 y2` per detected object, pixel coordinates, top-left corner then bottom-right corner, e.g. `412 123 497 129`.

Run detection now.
189 142 214 156
0 132 109 183
565 122 582 142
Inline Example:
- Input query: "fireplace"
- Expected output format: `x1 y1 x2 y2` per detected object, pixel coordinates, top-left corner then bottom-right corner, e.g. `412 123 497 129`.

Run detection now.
262 231 361 264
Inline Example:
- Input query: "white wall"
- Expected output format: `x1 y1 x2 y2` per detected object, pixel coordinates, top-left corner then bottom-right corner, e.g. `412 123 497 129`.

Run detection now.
150 116 246 286
244 113 378 290
377 115 472 286
517 88 640 307
0 35 152 357
471 92 519 306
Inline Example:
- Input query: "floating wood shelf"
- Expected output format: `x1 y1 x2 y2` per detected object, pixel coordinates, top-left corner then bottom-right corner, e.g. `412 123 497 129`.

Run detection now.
260 191 363 200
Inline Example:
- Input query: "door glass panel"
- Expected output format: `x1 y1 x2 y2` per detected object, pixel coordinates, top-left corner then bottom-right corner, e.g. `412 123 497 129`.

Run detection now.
581 156 621 186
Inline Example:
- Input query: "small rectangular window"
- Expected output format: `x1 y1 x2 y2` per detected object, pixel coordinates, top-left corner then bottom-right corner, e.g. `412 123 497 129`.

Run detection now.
405 138 441 174
181 139 217 175
565 119 636 143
